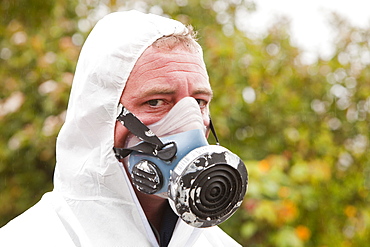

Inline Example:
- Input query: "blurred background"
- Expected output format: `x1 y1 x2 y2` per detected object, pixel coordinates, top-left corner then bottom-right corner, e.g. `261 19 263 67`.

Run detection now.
1 0 369 246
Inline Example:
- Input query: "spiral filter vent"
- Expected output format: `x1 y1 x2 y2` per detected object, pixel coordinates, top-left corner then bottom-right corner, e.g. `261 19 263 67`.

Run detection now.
189 164 242 220
169 145 248 228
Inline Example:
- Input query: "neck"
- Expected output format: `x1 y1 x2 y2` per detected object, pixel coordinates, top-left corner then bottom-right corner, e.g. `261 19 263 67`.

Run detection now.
122 163 167 232
135 189 167 233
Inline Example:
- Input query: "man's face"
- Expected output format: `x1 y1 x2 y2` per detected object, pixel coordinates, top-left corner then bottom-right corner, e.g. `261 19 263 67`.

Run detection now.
114 45 212 148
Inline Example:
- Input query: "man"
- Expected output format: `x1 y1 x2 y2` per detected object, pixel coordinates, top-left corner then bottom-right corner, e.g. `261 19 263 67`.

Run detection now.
0 11 242 246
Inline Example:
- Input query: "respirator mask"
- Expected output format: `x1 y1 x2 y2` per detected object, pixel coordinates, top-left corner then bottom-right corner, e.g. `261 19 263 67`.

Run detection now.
113 97 248 228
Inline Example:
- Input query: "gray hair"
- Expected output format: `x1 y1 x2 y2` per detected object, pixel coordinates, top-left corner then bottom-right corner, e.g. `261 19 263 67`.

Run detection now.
151 25 199 52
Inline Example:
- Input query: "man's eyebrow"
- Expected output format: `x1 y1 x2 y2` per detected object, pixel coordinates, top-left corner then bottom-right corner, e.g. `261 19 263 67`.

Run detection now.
139 86 213 98
140 87 176 98
193 88 213 98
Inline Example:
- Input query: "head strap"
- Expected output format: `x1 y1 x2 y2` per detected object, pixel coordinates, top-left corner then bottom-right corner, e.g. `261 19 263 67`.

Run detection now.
113 107 177 161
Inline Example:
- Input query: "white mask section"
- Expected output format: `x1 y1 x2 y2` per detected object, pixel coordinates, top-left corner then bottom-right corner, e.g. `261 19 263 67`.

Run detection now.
124 97 207 148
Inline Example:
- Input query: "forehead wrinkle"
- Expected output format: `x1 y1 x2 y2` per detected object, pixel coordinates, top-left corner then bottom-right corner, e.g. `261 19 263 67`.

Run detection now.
131 59 207 82
145 49 203 60
134 77 212 98
141 72 210 85
166 70 209 81
138 71 210 93
136 48 205 66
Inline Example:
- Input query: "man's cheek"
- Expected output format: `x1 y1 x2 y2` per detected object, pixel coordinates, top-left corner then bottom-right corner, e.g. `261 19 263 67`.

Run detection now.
114 121 130 148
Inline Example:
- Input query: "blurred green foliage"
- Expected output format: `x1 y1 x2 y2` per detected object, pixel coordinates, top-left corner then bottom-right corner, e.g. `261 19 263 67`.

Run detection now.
1 1 369 246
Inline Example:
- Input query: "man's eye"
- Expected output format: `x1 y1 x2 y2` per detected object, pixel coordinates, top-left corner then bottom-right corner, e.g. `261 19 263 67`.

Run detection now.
196 99 207 108
146 99 165 107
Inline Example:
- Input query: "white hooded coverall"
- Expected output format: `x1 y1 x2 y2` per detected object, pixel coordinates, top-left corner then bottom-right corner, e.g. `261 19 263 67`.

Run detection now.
0 10 242 247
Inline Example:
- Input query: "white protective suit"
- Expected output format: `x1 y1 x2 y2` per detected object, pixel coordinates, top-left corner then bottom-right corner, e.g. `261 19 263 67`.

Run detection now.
0 10 241 247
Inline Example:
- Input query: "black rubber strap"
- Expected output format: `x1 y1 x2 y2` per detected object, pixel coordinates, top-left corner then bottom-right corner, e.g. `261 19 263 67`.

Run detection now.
117 108 164 148
113 107 177 161
209 117 220 145
113 142 156 160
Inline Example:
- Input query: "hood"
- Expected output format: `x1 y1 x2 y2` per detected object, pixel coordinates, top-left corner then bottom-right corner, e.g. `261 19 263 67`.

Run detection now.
52 11 202 246
54 10 190 200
